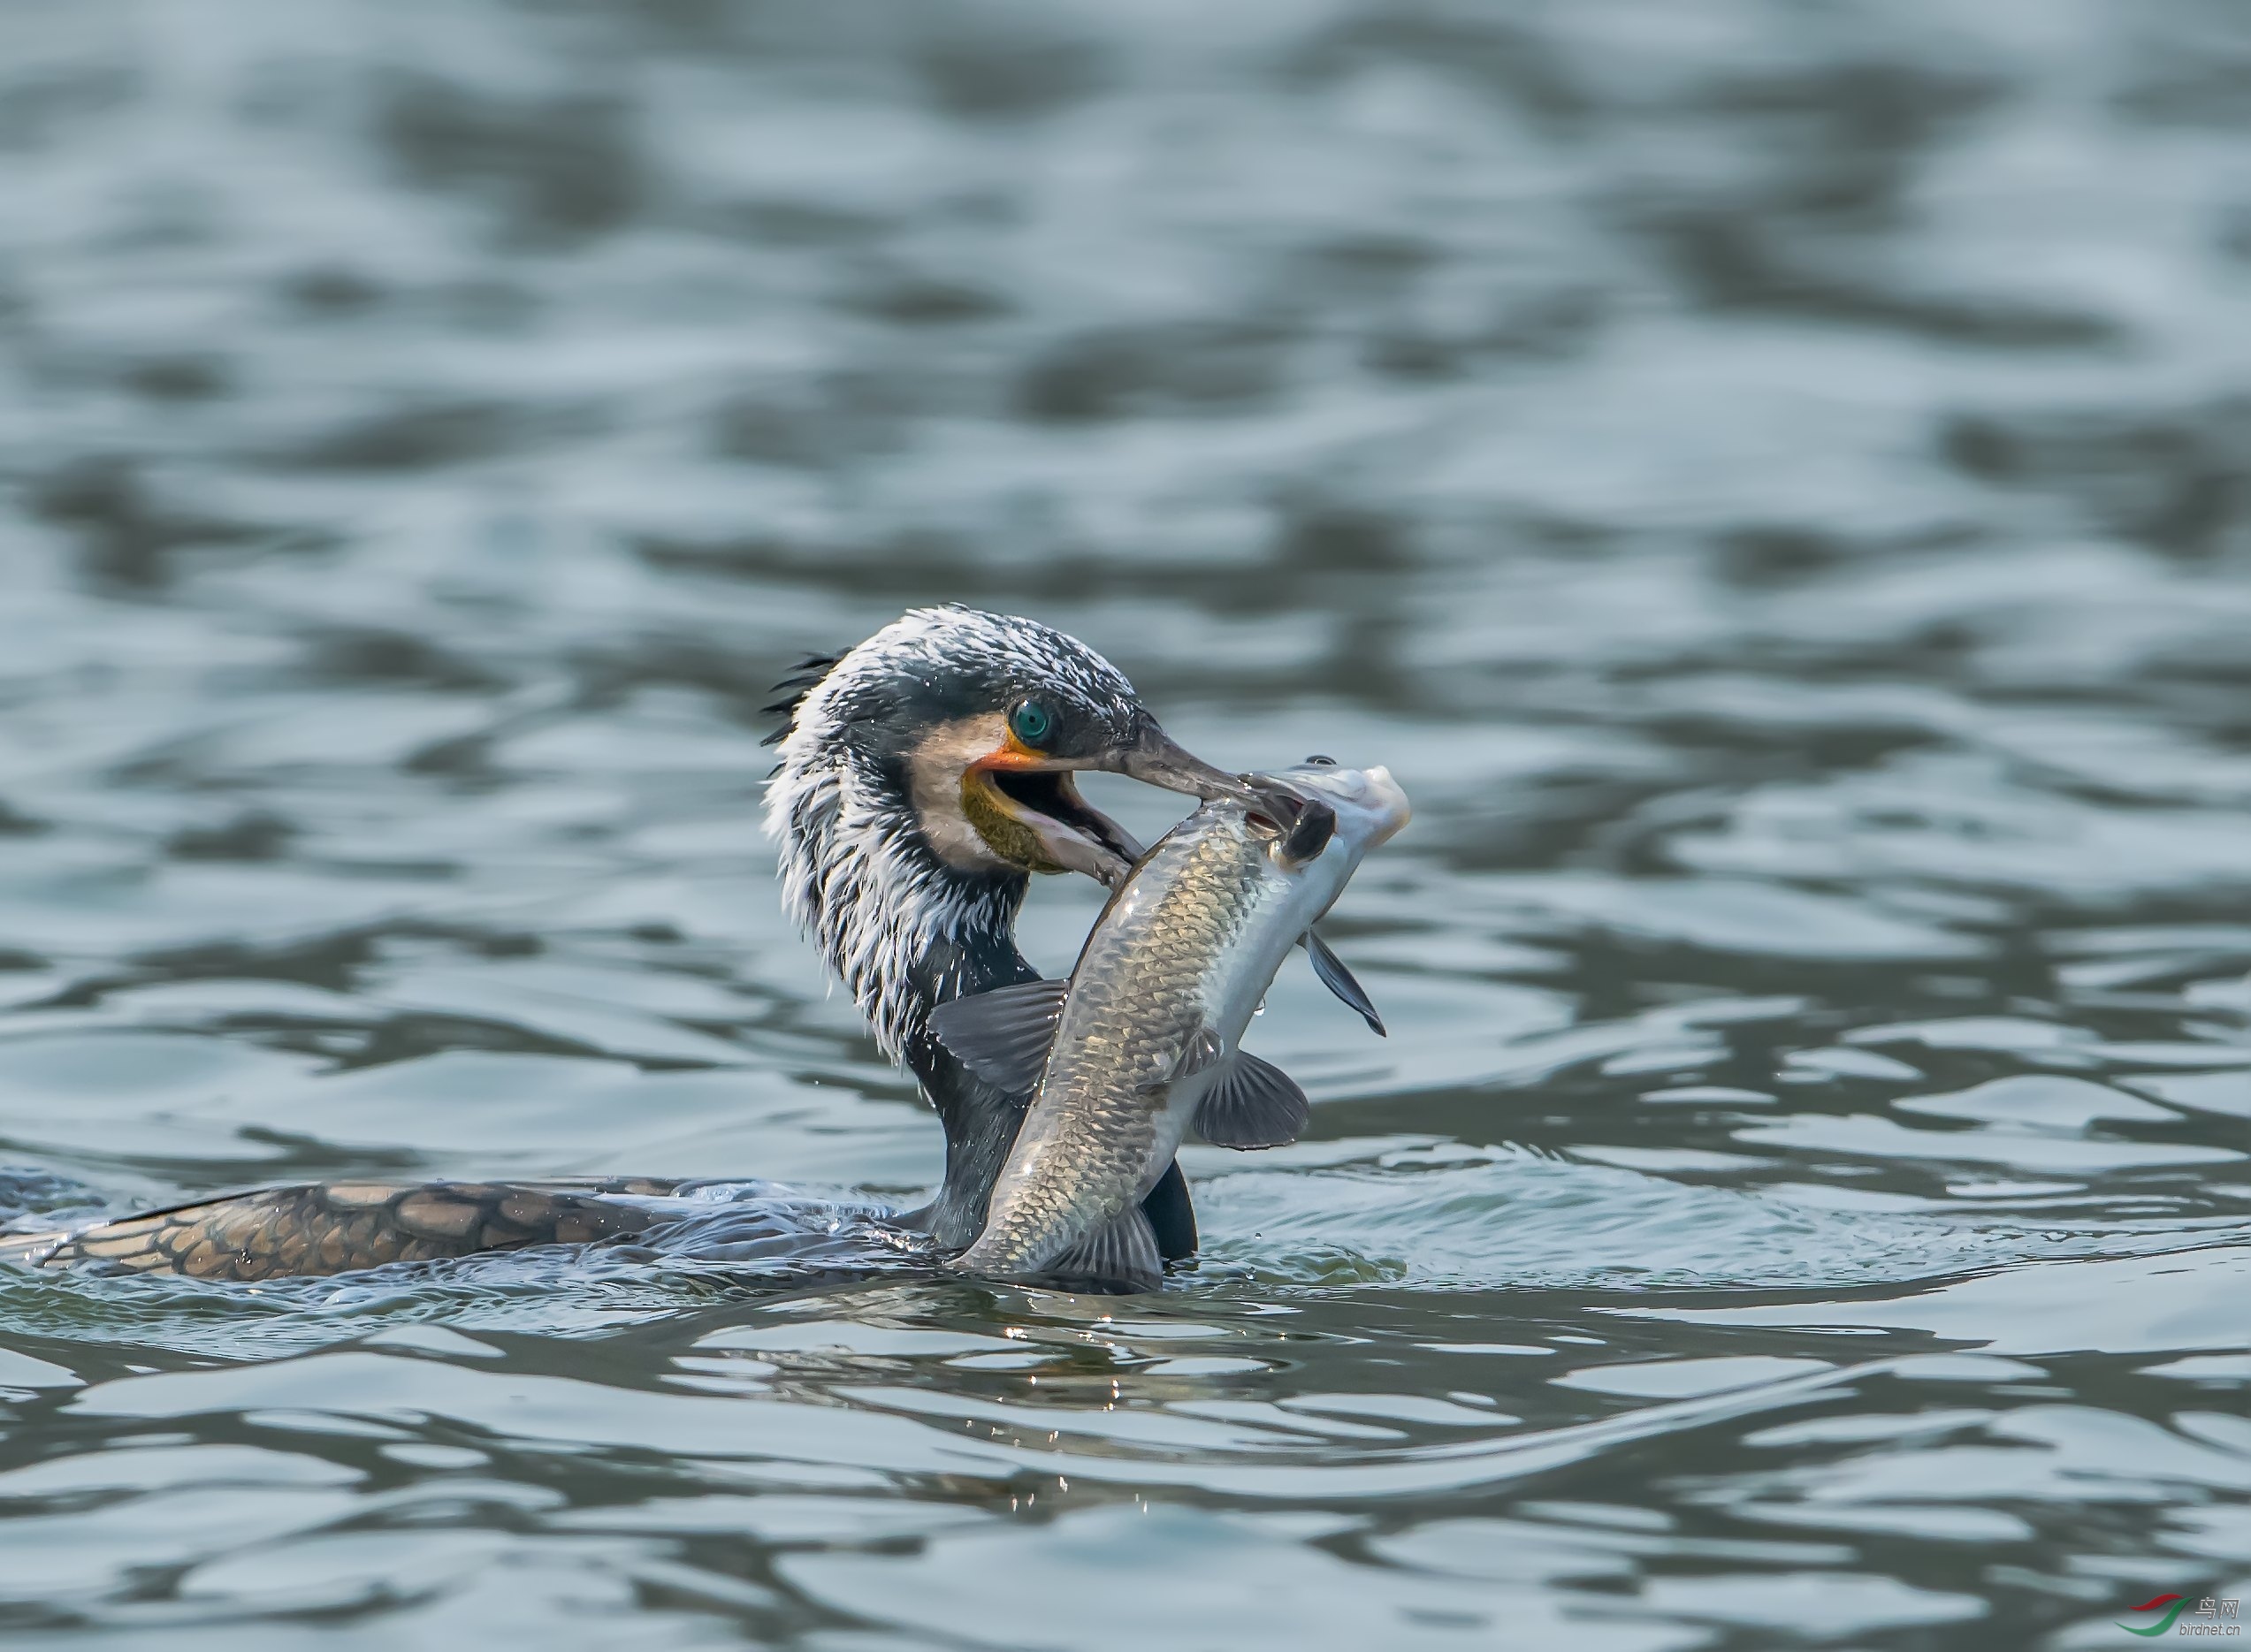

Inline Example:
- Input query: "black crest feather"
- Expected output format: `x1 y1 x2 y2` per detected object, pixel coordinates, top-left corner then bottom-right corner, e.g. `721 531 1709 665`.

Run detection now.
759 651 843 746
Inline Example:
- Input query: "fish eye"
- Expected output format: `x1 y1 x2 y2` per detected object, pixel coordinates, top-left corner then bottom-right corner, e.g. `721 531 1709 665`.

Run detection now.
1010 701 1054 745
1304 754 1336 766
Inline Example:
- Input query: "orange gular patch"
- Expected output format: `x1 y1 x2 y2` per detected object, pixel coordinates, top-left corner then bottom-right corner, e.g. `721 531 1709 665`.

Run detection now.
960 749 1068 873
907 714 1140 881
962 729 1065 869
970 729 1049 773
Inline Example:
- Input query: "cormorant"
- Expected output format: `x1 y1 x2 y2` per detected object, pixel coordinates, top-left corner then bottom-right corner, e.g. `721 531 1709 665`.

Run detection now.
1 606 1255 1283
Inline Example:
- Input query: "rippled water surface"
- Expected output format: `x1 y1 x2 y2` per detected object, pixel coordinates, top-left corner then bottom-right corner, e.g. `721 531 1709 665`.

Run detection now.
3 2 2249 1646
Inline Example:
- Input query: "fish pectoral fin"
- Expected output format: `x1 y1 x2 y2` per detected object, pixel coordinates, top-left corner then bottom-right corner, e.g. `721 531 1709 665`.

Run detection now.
1042 1204 1163 1293
1160 1024 1227 1086
1280 798 1337 864
927 978 1070 1092
1193 1052 1312 1149
1304 929 1385 1037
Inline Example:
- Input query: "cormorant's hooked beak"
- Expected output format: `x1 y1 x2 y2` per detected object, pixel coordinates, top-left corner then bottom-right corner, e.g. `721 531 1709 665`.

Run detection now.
968 715 1256 887
1110 717 1263 811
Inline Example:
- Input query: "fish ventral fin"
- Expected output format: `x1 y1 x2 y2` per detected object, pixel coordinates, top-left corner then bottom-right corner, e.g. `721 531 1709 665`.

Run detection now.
1042 1202 1162 1293
927 978 1069 1092
1304 929 1385 1037
1194 1051 1312 1148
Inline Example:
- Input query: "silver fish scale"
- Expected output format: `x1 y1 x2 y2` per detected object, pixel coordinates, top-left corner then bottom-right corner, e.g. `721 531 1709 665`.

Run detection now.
964 807 1286 1272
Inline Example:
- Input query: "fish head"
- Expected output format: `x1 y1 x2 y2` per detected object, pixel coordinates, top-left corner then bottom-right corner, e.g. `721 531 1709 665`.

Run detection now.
1244 758 1412 872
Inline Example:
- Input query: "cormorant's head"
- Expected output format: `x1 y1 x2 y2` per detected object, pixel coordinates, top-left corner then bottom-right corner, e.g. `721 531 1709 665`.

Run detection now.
763 605 1248 1054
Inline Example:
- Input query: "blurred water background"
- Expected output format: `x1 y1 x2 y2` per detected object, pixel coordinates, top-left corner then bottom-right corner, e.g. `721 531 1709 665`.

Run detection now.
1 1 2248 1646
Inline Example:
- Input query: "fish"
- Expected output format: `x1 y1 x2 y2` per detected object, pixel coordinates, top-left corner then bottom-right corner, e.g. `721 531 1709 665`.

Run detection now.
928 758 1411 1291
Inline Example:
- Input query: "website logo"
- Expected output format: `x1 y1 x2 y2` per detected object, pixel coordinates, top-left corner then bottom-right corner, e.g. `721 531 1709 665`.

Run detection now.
2122 1598 2192 1638
2117 1595 2242 1638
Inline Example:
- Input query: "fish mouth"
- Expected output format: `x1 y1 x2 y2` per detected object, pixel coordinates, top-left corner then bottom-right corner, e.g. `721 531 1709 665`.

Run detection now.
1255 762 1412 845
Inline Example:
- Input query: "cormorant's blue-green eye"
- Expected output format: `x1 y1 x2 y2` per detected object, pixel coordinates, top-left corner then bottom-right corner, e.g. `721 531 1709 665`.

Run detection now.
1010 701 1053 745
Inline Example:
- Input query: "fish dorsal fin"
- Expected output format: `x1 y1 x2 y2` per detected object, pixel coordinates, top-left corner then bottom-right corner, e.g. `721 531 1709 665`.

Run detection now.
1194 1052 1311 1148
1304 929 1385 1037
1042 1202 1162 1293
927 979 1069 1092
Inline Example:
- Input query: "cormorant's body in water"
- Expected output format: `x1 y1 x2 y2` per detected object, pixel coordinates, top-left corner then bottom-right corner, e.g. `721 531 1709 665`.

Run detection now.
2 607 1251 1283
